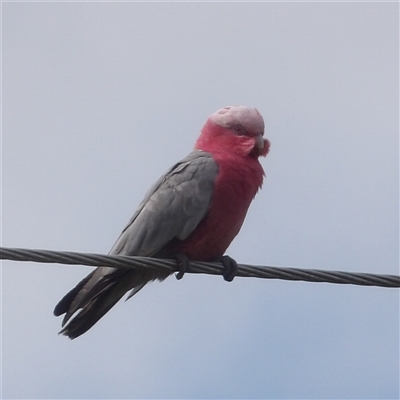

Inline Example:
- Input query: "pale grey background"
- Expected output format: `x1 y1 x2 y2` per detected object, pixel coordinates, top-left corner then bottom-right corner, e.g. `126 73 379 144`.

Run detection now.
1 2 399 399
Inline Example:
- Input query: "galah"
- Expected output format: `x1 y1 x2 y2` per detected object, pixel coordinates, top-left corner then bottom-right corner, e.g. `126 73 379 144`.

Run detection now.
54 105 270 339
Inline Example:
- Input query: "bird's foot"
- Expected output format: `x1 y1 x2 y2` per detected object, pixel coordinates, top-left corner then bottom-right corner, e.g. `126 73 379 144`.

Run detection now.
221 255 238 282
175 253 191 280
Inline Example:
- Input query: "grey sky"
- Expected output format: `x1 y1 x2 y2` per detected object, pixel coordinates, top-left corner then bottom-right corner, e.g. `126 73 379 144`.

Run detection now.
2 2 399 399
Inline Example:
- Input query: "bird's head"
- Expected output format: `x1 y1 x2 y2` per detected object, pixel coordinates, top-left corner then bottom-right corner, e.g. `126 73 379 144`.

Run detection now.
195 106 270 158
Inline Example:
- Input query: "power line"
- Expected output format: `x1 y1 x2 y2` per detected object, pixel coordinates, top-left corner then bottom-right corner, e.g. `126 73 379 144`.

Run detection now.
0 246 399 288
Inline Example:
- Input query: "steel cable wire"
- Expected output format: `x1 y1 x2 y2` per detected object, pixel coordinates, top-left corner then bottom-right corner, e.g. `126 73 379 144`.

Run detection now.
0 246 399 288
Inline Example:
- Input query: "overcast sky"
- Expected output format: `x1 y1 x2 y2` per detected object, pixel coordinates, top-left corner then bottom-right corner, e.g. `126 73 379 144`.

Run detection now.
1 2 399 399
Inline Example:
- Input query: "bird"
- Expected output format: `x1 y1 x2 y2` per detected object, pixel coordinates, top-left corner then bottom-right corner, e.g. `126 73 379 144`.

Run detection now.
54 105 270 339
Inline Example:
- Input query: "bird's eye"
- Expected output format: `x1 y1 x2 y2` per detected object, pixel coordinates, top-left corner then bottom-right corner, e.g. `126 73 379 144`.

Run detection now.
233 125 247 135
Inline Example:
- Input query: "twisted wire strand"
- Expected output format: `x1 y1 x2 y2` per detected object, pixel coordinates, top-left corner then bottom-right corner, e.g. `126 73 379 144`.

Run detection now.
0 246 399 288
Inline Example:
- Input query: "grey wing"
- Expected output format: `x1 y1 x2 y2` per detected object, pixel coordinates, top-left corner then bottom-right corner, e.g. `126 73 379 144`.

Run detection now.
109 149 219 257
55 150 219 327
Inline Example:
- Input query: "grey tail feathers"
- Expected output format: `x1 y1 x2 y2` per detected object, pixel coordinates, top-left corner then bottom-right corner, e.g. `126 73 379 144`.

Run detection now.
54 270 133 339
58 289 126 339
54 267 172 339
53 271 95 318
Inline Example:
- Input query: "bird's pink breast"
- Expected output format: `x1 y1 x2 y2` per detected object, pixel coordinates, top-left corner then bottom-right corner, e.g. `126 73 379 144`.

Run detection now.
167 153 264 261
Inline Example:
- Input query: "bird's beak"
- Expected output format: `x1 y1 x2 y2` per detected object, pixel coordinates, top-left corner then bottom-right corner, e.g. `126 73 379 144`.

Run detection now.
253 134 270 157
255 134 265 151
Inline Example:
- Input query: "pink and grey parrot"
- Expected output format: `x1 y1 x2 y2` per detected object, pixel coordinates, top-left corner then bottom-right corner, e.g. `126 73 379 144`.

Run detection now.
54 105 270 339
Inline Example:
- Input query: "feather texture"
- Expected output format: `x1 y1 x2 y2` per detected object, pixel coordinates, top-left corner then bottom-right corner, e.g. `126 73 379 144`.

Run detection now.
54 105 270 339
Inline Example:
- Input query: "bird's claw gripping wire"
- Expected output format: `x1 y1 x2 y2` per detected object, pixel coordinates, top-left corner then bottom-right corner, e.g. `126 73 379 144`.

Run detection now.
175 254 237 282
175 253 191 280
221 255 238 282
